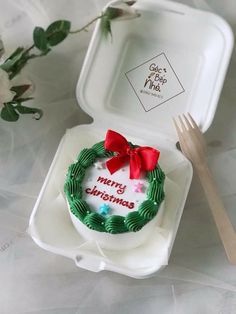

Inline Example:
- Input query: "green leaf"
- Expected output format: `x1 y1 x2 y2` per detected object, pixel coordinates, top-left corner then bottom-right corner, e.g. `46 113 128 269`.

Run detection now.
1 59 16 73
1 104 19 121
15 104 43 120
6 47 25 61
15 97 34 103
8 58 29 80
40 48 51 56
33 27 48 52
0 48 25 72
11 85 31 99
46 20 71 46
101 16 112 38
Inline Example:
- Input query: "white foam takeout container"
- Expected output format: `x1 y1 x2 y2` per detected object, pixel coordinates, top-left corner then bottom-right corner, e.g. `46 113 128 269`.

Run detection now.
29 0 233 278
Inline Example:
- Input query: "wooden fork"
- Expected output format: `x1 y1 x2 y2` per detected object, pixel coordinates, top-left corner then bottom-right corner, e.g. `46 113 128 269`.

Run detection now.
173 113 236 264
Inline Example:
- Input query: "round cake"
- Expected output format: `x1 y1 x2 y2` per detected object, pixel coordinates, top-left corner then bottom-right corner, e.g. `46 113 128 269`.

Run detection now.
64 130 165 250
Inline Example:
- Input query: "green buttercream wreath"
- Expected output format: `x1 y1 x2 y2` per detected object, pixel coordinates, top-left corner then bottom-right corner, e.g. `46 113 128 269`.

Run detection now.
64 141 165 234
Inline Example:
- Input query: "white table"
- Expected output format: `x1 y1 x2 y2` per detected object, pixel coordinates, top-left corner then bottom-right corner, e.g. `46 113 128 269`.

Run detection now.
1 1 236 313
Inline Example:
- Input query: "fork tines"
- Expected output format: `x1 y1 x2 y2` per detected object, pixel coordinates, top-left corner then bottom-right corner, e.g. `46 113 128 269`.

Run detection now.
173 113 196 132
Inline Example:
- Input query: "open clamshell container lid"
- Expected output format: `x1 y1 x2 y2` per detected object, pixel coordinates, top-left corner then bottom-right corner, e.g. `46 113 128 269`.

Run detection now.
77 0 233 140
29 0 233 278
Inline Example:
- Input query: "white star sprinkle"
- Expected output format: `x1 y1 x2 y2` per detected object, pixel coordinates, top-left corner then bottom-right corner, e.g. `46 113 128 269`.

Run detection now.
94 161 105 170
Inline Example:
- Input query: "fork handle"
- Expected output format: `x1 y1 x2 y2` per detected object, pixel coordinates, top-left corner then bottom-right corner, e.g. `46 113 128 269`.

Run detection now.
195 161 236 264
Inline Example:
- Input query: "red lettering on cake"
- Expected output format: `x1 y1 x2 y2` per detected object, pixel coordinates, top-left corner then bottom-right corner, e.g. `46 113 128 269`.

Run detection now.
122 200 128 207
102 193 110 201
95 190 102 197
97 176 126 194
109 195 115 202
117 185 126 194
112 197 123 205
90 185 98 196
85 185 134 209
128 202 135 209
97 176 107 184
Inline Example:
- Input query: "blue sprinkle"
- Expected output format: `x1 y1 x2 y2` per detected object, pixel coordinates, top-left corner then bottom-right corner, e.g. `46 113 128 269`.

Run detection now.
99 204 111 216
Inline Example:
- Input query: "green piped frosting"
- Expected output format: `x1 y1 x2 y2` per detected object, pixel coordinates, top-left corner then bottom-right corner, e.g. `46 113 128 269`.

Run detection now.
125 212 148 232
67 162 85 182
64 179 82 199
138 200 157 220
92 141 114 157
105 215 128 234
77 148 96 167
70 199 91 220
84 212 106 232
64 140 165 234
147 165 165 183
147 181 165 204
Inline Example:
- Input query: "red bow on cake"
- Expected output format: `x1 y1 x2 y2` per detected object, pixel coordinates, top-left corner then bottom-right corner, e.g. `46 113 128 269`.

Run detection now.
105 130 160 179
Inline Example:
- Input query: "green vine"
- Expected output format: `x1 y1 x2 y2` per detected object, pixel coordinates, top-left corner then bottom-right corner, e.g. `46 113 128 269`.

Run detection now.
0 1 139 122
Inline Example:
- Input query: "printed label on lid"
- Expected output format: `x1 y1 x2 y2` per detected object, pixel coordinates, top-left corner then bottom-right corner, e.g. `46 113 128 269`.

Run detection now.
125 53 185 112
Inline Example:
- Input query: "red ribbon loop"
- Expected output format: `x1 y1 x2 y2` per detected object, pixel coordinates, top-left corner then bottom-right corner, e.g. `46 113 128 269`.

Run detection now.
104 130 160 179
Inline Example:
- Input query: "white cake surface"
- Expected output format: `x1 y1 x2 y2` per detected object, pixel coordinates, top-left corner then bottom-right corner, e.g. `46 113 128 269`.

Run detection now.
83 157 147 216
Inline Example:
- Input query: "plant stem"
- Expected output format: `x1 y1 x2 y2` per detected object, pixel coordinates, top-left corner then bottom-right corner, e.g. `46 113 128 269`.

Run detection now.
24 44 35 54
69 14 103 34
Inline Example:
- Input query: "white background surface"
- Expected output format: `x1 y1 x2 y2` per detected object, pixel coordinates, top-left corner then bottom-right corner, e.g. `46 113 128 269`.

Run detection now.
1 0 236 313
